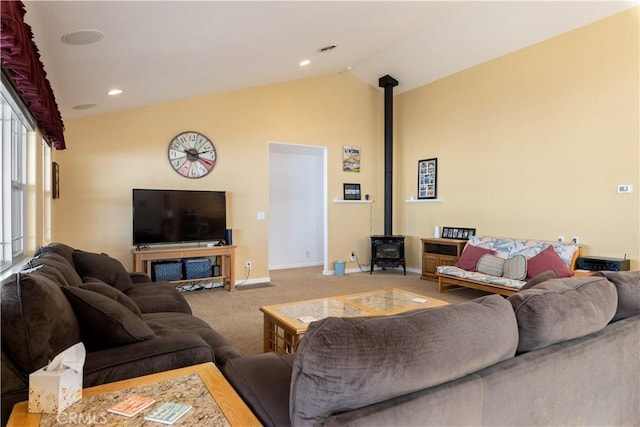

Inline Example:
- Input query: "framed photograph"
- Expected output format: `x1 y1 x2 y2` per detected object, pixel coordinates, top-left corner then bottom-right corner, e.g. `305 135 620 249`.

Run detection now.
52 162 60 199
343 145 360 172
417 158 437 199
441 227 476 240
343 183 361 200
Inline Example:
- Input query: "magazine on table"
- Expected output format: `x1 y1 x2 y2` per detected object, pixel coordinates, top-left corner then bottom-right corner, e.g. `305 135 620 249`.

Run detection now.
144 401 192 424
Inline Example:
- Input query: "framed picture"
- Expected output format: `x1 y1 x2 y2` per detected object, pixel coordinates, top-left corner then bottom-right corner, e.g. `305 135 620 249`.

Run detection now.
343 145 361 172
417 158 437 199
441 227 476 240
343 183 361 200
52 162 60 199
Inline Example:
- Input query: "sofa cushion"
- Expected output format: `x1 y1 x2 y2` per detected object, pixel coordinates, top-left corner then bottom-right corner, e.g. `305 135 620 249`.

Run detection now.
34 242 76 266
21 261 73 289
61 286 155 351
25 252 83 287
1 271 82 373
124 283 192 314
289 294 518 426
72 250 134 292
80 279 143 318
520 270 558 290
594 271 640 322
503 255 527 280
224 352 295 427
526 245 573 278
476 254 504 276
455 244 496 271
143 312 242 366
508 276 617 353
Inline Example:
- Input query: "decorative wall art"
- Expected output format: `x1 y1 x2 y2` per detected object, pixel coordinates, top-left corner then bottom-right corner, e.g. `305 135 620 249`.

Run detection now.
417 158 437 199
343 183 361 200
343 145 360 172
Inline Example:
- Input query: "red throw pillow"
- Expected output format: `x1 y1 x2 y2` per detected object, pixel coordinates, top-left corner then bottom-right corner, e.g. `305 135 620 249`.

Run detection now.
455 244 497 271
526 246 574 278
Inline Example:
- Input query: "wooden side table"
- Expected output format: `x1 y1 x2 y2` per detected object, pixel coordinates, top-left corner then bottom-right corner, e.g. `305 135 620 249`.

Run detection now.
7 363 260 427
420 238 467 279
572 270 596 277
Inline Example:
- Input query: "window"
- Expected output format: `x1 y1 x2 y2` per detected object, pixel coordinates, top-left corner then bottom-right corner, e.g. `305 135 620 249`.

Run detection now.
42 140 52 243
1 78 35 271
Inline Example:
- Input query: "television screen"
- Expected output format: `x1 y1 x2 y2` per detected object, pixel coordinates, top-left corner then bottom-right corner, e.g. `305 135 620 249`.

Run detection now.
133 189 226 246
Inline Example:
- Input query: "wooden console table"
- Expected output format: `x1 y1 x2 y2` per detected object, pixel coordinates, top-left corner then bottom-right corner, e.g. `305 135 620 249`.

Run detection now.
132 245 236 291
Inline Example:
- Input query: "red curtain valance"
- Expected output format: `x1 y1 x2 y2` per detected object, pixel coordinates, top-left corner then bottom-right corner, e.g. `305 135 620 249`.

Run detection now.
1 0 66 149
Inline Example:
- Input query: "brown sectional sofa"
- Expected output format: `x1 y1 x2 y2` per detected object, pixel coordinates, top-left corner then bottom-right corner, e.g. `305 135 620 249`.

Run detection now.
1 243 241 426
224 272 640 426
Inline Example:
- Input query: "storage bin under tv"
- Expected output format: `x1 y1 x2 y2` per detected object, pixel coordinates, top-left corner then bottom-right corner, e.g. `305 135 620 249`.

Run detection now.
132 245 236 291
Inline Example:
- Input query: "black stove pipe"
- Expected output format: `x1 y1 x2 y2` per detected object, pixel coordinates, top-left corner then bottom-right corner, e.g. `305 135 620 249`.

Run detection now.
378 74 399 236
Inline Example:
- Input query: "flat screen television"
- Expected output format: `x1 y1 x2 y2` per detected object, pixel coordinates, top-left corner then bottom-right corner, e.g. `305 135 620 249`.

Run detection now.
132 189 226 246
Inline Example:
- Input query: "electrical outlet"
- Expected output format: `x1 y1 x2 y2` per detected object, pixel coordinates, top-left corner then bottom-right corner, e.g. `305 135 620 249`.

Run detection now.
557 235 565 243
349 251 356 262
572 236 580 245
245 261 252 270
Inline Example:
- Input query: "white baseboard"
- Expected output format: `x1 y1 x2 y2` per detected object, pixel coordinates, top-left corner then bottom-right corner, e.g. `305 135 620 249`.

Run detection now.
235 276 271 286
269 261 323 270
323 266 422 276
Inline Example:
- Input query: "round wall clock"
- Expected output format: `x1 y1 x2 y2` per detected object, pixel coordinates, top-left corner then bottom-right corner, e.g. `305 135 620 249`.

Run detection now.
168 131 217 178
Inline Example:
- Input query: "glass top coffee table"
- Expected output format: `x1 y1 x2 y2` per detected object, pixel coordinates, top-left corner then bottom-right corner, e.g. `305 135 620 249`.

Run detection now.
260 288 448 354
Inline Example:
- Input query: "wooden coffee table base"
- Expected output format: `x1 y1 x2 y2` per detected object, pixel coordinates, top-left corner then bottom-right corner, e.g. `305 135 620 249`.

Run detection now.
261 288 448 354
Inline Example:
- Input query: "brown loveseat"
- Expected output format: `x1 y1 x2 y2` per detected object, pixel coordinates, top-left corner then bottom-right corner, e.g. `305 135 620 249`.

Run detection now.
1 243 241 426
224 272 640 426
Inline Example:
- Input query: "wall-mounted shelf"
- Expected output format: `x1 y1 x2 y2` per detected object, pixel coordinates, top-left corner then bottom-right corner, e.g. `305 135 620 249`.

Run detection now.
404 199 443 203
333 198 373 204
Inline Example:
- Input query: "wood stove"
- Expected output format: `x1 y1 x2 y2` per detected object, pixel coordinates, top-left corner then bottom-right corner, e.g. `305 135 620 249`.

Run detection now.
370 235 406 275
369 75 405 275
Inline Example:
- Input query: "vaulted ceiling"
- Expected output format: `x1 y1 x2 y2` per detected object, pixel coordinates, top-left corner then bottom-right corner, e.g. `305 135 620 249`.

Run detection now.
23 1 635 121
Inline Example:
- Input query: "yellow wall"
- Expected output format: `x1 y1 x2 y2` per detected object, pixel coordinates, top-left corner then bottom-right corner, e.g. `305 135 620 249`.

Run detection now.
54 8 639 276
396 7 639 269
54 73 384 275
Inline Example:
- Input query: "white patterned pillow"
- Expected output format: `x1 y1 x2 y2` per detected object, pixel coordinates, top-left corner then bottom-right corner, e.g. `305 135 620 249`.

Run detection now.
503 255 527 280
476 254 505 277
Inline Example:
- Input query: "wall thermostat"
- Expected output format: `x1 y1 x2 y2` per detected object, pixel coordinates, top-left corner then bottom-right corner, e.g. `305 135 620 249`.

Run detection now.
617 184 633 194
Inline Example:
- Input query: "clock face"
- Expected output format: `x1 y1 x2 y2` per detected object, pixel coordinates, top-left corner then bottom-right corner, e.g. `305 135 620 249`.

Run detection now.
168 131 216 178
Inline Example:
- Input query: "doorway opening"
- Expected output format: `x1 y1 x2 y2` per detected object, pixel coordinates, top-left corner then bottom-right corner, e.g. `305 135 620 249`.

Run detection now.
268 142 327 272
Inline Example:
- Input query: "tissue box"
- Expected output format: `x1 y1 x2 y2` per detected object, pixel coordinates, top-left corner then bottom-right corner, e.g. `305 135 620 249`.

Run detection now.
28 366 82 414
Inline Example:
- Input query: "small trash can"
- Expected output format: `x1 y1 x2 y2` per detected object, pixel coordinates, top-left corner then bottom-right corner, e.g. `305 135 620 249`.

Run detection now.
334 260 346 276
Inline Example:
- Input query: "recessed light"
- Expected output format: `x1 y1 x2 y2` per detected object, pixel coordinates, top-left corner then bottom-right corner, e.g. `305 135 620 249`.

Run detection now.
299 59 311 67
61 29 104 45
72 104 97 110
107 89 123 96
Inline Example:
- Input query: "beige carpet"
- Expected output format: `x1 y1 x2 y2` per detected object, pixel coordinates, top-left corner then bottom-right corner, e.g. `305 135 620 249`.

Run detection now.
183 267 487 356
